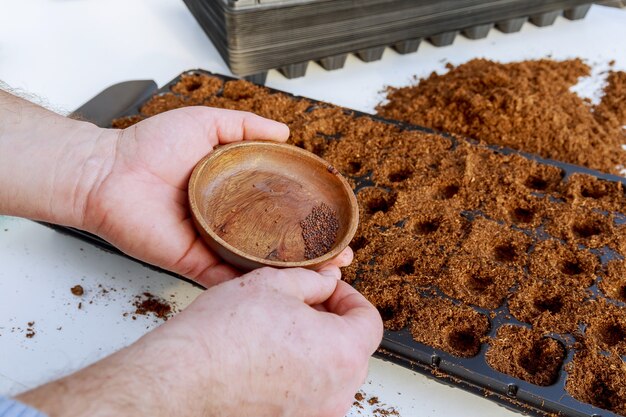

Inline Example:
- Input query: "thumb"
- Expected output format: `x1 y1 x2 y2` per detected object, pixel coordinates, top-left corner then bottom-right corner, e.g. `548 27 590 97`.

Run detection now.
242 267 338 306
324 281 384 356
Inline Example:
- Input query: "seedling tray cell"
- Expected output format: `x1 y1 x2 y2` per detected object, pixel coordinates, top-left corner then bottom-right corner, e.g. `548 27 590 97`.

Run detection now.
58 71 626 417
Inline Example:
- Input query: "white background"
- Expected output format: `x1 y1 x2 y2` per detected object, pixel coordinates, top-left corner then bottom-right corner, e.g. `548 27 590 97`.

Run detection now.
1 1 625 416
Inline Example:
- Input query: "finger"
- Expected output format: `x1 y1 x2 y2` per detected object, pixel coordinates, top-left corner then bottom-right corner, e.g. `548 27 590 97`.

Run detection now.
207 108 290 144
242 267 337 306
317 264 341 280
168 239 241 288
324 281 383 355
317 247 353 270
194 263 241 288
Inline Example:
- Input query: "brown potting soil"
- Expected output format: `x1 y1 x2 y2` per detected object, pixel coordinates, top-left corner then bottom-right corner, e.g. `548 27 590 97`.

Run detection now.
528 239 600 289
599 260 626 303
377 59 626 175
438 254 517 310
566 348 626 415
508 279 590 334
111 72 626 412
561 173 626 214
410 295 490 358
357 276 417 331
486 325 565 386
544 205 617 250
170 73 223 105
133 292 173 320
25 321 35 339
582 298 626 355
300 202 339 260
595 70 626 128
352 391 401 416
70 285 84 296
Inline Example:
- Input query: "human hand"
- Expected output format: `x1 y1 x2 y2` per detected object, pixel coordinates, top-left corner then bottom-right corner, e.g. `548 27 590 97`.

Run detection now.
0 92 353 285
80 107 353 287
18 265 384 417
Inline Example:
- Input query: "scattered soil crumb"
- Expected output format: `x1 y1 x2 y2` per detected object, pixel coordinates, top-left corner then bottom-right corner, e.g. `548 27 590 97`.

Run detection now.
25 322 35 339
352 391 400 416
71 285 84 296
133 292 174 321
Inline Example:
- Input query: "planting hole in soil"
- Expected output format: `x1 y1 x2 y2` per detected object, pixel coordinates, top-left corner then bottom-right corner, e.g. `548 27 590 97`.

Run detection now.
414 219 440 236
486 326 565 386
511 206 536 224
388 168 413 183
437 184 460 200
351 236 369 252
361 189 397 215
447 329 480 356
493 243 518 263
394 259 416 276
561 260 584 276
347 161 362 174
464 274 493 293
526 176 550 191
534 297 563 314
572 220 603 239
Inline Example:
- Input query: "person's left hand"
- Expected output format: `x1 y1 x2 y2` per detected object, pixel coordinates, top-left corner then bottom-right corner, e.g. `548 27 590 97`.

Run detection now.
80 107 353 287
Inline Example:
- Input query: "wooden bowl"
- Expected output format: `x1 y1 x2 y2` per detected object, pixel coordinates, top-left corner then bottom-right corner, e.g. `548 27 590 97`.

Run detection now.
188 141 359 271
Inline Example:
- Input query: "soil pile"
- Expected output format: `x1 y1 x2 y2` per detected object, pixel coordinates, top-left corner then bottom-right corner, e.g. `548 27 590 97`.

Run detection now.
377 59 626 174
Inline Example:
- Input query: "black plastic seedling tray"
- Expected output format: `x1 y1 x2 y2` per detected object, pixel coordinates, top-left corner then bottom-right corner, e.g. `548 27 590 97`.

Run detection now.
56 71 626 417
184 0 592 79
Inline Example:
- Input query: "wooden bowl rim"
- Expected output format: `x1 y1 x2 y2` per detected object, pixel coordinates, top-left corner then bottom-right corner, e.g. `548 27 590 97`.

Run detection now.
188 140 359 268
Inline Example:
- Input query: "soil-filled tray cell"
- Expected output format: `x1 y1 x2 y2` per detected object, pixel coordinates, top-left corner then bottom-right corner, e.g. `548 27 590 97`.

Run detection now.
528 239 600 289
457 217 531 271
544 206 617 250
566 349 626 416
438 254 518 310
88 70 626 417
486 325 566 386
481 192 552 229
582 299 626 355
561 173 626 214
598 260 626 303
409 295 490 358
508 280 591 334
357 276 416 331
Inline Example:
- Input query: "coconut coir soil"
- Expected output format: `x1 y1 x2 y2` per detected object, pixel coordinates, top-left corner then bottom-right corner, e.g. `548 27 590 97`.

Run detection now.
377 60 626 175
133 292 173 320
112 72 626 414
486 325 565 386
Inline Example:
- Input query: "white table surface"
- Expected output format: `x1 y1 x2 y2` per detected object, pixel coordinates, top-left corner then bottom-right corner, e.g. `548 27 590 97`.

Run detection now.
1 1 625 416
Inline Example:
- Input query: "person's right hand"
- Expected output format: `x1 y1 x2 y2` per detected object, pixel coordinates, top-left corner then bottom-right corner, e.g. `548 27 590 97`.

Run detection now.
17 265 383 417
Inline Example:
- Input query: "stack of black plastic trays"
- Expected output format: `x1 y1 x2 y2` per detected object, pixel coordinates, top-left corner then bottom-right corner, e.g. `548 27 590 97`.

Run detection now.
183 0 593 83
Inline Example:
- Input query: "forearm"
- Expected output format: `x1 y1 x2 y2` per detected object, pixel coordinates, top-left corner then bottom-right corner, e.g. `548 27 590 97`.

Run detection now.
16 338 191 417
0 90 116 228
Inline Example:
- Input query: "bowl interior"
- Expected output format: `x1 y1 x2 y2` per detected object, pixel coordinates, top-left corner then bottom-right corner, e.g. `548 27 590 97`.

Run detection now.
190 142 357 265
